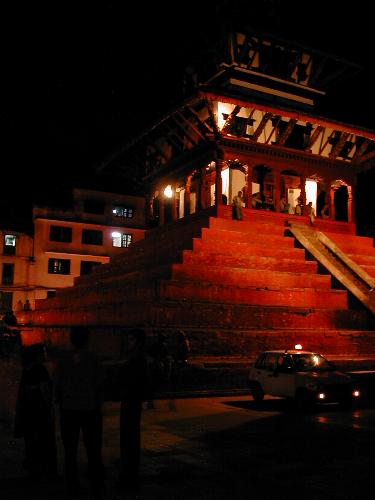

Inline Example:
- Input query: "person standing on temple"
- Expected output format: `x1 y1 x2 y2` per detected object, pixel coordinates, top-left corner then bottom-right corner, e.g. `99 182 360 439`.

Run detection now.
305 201 316 226
232 190 244 220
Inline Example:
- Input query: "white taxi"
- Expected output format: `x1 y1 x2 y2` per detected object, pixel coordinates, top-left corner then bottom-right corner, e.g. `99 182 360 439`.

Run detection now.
248 346 360 407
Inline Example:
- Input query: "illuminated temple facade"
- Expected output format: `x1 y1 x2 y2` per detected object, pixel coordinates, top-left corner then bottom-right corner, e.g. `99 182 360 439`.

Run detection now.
19 31 375 359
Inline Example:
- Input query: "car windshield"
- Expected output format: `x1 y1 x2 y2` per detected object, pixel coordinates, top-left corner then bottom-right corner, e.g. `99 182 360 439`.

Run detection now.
292 353 333 372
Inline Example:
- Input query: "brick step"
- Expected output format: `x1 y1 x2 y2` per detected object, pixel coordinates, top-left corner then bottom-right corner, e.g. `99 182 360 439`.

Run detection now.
30 301 369 331
159 279 347 308
324 232 375 248
74 244 184 286
362 265 375 277
171 263 330 289
201 227 294 247
347 254 375 266
331 244 375 256
208 217 286 233
193 238 306 259
182 250 318 273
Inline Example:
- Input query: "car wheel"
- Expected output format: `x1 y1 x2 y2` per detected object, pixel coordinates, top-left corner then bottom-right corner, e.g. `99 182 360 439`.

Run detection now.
251 383 264 402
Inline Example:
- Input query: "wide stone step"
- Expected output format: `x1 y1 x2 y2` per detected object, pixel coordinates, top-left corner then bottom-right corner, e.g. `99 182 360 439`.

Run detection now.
28 301 369 331
325 232 375 249
159 280 347 308
171 263 330 289
208 217 285 234
201 227 294 246
362 265 375 277
194 238 306 259
347 254 375 266
182 250 318 273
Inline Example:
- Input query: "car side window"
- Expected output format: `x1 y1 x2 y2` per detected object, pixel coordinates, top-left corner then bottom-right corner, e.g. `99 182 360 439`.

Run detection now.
254 353 267 369
265 354 277 371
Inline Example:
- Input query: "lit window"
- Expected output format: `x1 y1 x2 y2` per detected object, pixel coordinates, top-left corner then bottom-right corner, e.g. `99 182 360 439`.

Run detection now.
112 206 134 218
4 234 16 255
112 232 133 248
48 258 71 275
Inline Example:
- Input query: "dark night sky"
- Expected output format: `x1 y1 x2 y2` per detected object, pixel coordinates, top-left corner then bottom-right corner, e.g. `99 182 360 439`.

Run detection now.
1 0 375 231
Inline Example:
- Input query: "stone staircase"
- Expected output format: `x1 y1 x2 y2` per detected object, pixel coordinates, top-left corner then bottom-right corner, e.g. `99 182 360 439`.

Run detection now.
19 209 375 360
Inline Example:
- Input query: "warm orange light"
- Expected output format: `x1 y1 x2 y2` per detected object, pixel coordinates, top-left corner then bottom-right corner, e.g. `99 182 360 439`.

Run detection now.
353 390 360 398
164 185 173 198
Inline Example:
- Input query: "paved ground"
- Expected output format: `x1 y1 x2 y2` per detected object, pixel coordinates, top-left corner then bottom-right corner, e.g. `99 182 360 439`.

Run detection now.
2 393 375 500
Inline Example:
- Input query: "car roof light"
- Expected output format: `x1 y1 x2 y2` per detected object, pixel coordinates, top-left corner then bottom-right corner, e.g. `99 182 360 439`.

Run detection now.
294 344 303 350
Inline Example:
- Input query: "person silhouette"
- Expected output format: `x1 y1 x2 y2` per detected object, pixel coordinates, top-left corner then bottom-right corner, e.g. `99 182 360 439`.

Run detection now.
14 343 57 482
54 326 105 499
119 328 150 497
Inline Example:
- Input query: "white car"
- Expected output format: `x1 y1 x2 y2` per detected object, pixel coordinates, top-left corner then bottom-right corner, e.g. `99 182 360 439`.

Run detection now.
248 348 360 407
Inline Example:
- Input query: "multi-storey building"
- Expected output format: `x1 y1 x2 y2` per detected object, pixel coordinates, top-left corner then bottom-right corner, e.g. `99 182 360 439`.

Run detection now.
1 188 146 313
0 230 34 314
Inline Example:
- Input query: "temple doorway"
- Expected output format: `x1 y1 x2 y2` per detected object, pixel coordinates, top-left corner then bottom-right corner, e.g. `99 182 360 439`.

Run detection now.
334 185 349 221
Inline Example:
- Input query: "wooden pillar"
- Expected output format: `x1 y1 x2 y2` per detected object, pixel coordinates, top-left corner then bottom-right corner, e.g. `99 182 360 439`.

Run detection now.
329 184 336 221
246 165 253 208
274 169 281 212
159 189 165 225
300 175 306 214
199 167 206 210
347 185 353 223
185 175 191 216
215 160 222 207
172 183 178 221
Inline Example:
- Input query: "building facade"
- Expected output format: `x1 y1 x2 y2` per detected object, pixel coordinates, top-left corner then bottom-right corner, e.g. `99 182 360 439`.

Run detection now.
1 189 146 313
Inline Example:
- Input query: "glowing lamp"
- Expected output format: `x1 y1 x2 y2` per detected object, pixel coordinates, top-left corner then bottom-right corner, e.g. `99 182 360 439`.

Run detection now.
353 390 360 398
294 344 303 350
164 185 173 198
318 393 325 400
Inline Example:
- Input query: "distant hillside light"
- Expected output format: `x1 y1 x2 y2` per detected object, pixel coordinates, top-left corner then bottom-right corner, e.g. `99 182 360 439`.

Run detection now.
164 185 173 198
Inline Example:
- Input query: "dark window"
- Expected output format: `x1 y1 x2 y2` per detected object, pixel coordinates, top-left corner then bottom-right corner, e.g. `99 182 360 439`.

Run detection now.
112 205 134 218
82 229 103 245
83 199 105 214
112 232 133 248
47 290 56 298
2 263 14 284
0 291 13 313
80 261 101 275
48 258 70 274
50 225 72 242
3 234 16 255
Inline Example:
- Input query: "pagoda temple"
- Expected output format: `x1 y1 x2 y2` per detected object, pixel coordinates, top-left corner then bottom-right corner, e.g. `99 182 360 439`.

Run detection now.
19 30 375 360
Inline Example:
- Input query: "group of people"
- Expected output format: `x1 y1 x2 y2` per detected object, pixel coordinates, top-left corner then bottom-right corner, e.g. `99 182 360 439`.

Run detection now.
13 326 190 499
232 191 328 225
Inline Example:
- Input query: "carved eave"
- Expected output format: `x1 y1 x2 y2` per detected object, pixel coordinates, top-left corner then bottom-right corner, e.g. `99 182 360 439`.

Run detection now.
97 90 375 184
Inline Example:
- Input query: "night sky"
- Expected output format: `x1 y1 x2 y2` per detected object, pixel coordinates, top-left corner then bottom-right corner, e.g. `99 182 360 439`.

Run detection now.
2 1 375 232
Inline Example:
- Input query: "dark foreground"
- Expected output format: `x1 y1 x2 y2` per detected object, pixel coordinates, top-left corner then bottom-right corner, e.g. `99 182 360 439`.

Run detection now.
1 392 375 500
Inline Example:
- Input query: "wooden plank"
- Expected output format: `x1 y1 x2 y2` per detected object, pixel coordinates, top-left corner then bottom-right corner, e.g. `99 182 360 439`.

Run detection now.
251 112 272 142
221 105 242 134
329 132 350 159
277 118 297 146
305 125 323 151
